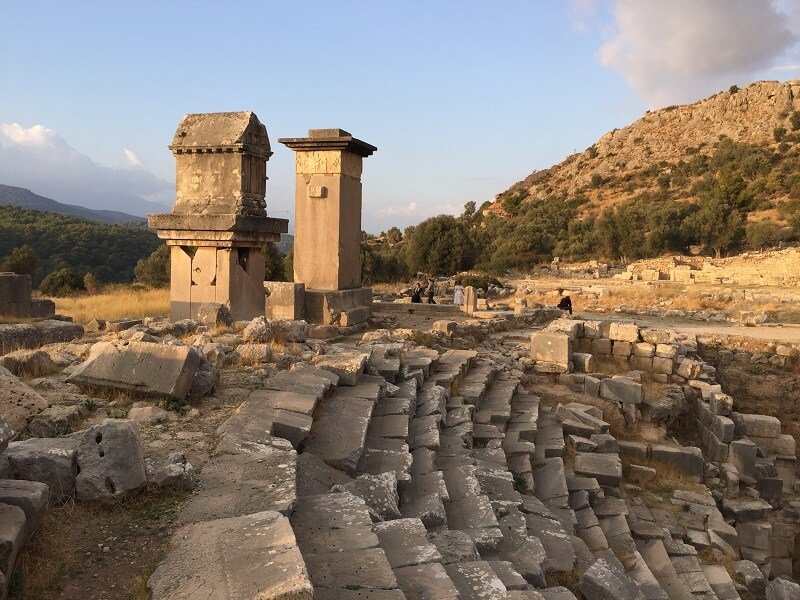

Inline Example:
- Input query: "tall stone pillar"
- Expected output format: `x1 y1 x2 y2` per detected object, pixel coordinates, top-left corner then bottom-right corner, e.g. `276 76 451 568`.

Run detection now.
148 112 288 322
279 129 377 326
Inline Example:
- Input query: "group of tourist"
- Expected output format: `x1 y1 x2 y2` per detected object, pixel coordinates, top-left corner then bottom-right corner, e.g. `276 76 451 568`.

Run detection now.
411 277 465 306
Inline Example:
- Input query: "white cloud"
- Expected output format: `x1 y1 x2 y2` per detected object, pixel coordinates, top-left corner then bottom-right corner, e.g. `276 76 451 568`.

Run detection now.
598 0 799 107
568 0 598 31
375 201 461 220
123 148 144 169
0 123 171 216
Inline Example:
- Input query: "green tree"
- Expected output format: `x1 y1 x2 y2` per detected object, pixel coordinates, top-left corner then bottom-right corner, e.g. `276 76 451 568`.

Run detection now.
385 227 402 245
134 245 170 287
39 267 84 297
283 251 294 282
405 215 476 275
1 245 38 278
792 111 800 131
745 220 783 250
685 171 750 257
263 242 287 281
774 127 787 142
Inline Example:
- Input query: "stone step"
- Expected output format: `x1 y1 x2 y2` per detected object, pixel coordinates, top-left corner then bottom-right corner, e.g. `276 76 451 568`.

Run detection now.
394 562 460 600
534 411 565 460
444 561 507 600
177 434 296 524
304 389 375 474
636 538 695 600
373 518 443 568
444 495 503 553
265 368 335 397
148 510 313 600
521 497 576 573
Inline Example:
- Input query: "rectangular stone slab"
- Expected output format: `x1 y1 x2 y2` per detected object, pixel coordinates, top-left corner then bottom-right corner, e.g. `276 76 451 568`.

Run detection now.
148 510 312 600
304 393 374 474
67 341 200 401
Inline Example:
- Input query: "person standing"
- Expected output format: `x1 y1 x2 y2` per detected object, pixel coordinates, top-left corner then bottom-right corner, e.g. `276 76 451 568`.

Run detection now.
453 280 464 306
425 277 436 304
411 281 423 303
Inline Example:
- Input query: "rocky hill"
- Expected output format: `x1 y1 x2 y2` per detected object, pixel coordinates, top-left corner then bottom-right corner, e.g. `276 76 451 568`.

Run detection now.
494 80 800 218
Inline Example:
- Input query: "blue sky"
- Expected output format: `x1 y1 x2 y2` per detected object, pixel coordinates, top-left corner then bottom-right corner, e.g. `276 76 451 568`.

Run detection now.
1 1 799 232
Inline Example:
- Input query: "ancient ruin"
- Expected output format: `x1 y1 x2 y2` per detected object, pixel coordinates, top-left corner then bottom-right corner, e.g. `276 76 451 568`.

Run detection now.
148 112 288 322
0 273 54 319
2 111 800 600
275 128 376 327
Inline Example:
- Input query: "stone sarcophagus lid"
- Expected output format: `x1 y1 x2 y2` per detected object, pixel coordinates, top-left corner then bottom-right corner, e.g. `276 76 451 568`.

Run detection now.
148 111 288 322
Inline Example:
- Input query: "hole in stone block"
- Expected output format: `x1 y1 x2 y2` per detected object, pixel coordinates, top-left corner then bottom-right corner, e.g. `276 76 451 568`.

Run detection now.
105 477 116 495
179 245 198 258
99 450 105 457
95 432 102 444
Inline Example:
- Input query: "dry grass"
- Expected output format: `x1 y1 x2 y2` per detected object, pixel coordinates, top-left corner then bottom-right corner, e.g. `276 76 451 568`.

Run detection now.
627 457 705 504
10 486 185 600
54 286 169 324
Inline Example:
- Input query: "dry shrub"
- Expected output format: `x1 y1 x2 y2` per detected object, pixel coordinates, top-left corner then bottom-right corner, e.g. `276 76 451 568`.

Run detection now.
54 285 169 324
625 456 704 502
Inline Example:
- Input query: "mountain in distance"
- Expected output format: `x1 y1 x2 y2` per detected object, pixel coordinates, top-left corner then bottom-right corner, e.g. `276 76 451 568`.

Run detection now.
0 184 147 225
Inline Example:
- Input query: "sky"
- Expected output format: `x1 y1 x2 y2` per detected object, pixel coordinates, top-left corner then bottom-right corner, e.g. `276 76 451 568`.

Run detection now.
1 0 800 233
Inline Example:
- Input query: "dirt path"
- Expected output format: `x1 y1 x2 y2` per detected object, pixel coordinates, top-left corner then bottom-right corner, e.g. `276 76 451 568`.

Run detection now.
575 311 800 344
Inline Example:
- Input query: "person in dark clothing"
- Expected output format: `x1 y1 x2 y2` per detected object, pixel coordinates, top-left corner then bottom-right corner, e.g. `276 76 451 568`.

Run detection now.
425 278 436 304
411 281 423 303
557 295 573 315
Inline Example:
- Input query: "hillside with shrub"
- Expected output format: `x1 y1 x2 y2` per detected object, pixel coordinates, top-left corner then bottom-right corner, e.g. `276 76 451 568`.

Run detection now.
0 206 161 286
475 80 800 269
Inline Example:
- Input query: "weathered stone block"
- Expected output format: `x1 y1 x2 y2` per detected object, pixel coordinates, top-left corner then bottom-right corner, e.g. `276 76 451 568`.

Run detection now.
530 333 572 367
75 419 147 504
611 341 632 356
600 377 642 405
5 437 79 503
608 323 640 342
149 510 312 600
0 365 47 433
264 282 305 320
67 341 201 401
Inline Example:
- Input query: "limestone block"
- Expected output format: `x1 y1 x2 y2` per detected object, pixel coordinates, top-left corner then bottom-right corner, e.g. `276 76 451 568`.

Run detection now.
312 352 369 386
574 453 622 487
655 344 677 359
734 413 782 439
75 419 147 504
264 282 305 320
242 316 272 343
1 367 49 436
545 319 584 339
0 480 48 541
271 319 309 343
767 578 800 599
591 338 612 355
584 376 601 397
582 320 604 339
148 510 312 600
600 376 643 405
633 342 655 357
737 522 772 550
611 341 632 356
530 333 572 367
652 356 675 374
433 320 457 334
608 323 640 342
640 329 674 344
650 444 703 476
67 341 201 402
235 343 272 365
749 433 795 456
676 358 703 380
197 302 232 326
5 437 79 503
0 503 26 587
578 558 640 600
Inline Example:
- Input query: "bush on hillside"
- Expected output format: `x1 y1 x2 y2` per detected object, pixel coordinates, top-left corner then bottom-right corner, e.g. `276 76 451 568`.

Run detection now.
39 267 84 297
134 245 170 287
459 274 502 290
264 242 287 281
745 220 784 250
1 245 38 278
405 215 476 276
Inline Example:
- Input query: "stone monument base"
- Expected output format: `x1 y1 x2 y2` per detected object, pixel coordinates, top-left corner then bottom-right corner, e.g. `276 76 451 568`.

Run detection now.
0 273 56 319
303 287 372 326
264 282 305 320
